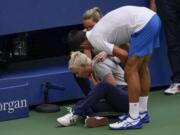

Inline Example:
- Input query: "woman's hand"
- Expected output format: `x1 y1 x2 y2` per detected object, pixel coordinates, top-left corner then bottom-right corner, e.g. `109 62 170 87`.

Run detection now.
88 73 98 85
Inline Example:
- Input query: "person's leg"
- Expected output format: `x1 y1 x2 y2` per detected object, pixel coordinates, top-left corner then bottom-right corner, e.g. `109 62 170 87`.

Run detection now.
164 1 180 83
79 83 128 128
157 0 180 91
74 96 116 117
124 56 142 119
73 82 128 116
138 55 151 123
109 56 143 130
118 55 151 123
57 82 128 126
110 14 161 130
91 101 116 113
125 55 151 109
139 55 151 113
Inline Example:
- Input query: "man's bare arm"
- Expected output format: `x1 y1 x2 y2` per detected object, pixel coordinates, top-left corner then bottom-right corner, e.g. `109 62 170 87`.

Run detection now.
112 46 128 65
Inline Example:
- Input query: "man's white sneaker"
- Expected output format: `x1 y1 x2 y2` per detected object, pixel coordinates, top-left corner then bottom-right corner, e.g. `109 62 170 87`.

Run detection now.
56 107 78 126
109 115 143 130
140 112 150 123
118 114 128 121
164 83 180 95
119 112 150 123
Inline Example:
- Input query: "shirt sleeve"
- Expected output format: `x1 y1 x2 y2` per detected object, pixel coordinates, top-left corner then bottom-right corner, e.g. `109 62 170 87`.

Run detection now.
88 35 114 55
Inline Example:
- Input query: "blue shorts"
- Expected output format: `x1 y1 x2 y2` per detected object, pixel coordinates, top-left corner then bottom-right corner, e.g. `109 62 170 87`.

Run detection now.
129 14 161 57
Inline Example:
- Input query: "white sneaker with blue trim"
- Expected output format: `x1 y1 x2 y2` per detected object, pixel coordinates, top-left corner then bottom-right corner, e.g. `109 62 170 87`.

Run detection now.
118 114 128 121
109 115 143 130
140 111 150 123
119 112 150 123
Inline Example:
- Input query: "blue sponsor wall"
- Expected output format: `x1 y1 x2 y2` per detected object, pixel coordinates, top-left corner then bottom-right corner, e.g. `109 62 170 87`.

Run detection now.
0 0 148 35
0 0 171 106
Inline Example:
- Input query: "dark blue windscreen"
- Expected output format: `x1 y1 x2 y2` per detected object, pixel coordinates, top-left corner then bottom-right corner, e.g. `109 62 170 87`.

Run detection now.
0 0 148 35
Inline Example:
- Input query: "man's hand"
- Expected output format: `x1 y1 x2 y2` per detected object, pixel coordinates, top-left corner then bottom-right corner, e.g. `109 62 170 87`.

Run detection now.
112 46 128 65
94 51 108 63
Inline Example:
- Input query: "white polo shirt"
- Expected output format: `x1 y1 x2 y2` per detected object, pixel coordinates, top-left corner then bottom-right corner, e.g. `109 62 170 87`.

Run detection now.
86 6 156 55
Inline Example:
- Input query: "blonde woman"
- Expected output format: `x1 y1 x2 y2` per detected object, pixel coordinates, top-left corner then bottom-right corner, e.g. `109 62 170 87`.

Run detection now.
83 7 103 31
68 7 103 56
57 51 128 128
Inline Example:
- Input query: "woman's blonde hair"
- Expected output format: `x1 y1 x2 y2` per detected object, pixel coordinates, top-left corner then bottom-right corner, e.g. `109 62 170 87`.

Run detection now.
69 51 92 69
83 7 103 22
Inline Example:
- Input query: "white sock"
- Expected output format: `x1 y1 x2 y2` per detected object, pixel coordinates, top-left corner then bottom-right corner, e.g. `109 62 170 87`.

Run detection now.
139 96 148 113
129 103 139 119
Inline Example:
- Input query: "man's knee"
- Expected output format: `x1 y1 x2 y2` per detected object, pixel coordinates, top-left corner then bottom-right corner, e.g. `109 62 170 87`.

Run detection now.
124 66 138 81
140 55 151 70
143 55 151 64
124 56 140 80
